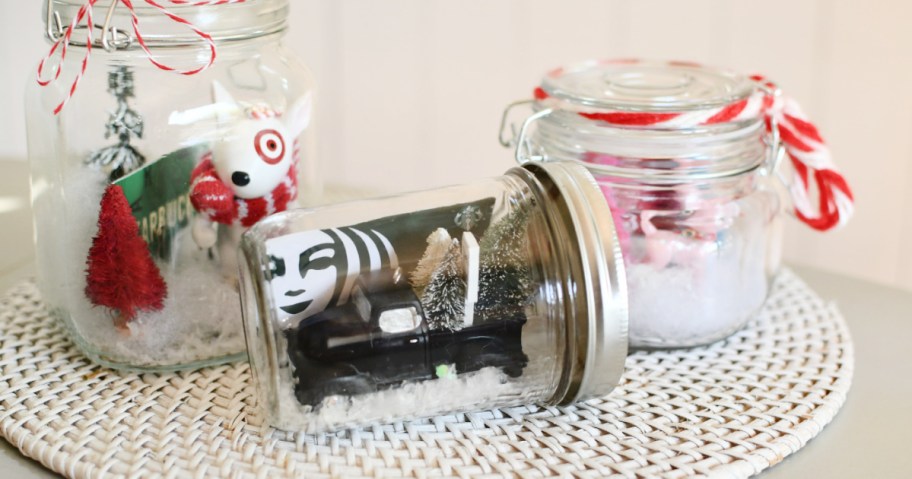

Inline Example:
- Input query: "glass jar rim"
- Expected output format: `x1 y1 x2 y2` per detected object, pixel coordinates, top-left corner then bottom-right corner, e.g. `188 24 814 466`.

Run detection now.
45 0 289 49
529 110 769 183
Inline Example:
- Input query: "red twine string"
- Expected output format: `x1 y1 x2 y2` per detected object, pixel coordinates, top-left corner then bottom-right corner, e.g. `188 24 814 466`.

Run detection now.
36 0 245 115
36 0 96 114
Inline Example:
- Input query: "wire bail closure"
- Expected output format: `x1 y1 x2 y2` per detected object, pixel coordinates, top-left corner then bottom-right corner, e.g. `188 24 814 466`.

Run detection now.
757 82 784 175
756 84 798 217
498 100 552 165
38 0 231 115
46 0 133 52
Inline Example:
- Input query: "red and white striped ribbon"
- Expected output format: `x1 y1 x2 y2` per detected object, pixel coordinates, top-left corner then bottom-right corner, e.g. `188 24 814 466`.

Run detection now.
36 0 244 115
533 68 854 232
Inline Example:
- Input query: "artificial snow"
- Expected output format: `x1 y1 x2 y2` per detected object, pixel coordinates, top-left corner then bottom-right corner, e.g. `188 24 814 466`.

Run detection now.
34 166 107 315
626 235 769 348
270 355 557 434
36 163 244 370
66 228 245 368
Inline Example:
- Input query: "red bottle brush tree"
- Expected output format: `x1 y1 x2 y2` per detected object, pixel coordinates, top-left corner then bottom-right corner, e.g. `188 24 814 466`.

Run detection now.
85 184 167 331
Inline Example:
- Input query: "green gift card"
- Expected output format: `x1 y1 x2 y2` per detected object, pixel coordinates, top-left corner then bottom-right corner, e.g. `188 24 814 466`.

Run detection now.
114 145 206 259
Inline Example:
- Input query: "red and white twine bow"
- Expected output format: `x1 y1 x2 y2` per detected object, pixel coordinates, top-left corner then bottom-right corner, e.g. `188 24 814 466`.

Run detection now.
533 73 854 232
37 0 244 115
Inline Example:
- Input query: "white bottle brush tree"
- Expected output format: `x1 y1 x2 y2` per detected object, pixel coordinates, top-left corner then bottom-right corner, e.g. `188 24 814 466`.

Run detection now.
86 66 146 181
421 238 467 331
410 228 454 296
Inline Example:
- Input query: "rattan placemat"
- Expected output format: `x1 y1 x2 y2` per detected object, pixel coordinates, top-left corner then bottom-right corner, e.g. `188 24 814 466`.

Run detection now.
0 269 852 478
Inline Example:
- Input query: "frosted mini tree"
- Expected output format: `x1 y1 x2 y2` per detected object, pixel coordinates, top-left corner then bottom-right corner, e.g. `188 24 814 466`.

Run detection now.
475 203 533 321
421 239 466 331
86 66 146 181
410 228 452 296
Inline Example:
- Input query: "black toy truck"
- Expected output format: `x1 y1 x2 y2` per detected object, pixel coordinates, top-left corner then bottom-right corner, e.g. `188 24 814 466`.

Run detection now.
285 274 528 407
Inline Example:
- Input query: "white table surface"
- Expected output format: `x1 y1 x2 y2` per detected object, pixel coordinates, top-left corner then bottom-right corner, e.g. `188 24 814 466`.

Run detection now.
1 159 910 478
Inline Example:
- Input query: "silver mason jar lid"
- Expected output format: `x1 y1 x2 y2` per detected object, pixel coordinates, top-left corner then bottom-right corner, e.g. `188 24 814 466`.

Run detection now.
519 160 629 404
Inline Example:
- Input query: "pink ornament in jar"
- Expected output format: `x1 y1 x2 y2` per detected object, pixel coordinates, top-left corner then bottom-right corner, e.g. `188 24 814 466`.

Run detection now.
501 59 854 348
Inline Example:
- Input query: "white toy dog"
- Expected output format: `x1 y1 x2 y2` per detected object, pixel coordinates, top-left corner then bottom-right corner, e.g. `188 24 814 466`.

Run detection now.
190 82 312 277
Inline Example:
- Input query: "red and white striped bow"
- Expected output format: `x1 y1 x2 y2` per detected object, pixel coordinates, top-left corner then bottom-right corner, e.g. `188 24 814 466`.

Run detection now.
533 72 855 232
37 0 245 115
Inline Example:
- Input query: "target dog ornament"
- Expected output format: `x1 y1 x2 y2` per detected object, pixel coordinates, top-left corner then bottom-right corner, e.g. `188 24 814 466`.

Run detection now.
191 83 312 244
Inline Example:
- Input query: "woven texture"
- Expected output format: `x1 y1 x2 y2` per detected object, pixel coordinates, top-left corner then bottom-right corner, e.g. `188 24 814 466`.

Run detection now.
0 269 852 479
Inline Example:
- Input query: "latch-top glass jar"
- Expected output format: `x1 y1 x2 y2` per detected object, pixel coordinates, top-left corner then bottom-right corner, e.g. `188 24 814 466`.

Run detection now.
26 0 317 370
238 161 628 433
503 59 853 349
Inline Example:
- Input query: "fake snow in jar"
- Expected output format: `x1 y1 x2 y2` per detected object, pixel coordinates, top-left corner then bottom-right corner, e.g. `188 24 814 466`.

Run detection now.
25 0 317 370
238 161 628 433
502 59 854 349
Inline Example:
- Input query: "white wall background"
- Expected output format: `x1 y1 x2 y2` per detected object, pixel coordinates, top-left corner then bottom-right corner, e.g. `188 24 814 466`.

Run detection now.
2 1 911 291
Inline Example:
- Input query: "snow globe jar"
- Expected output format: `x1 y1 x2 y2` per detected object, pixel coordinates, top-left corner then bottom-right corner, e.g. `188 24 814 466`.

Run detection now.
501 59 853 349
26 0 317 370
238 160 628 433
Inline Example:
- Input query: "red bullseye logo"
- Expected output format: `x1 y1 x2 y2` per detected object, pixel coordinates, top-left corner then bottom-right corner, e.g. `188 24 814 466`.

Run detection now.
255 129 286 165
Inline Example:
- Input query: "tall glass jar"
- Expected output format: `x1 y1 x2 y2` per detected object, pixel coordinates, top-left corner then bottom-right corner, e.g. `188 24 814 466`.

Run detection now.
26 0 317 370
502 60 789 349
238 161 628 432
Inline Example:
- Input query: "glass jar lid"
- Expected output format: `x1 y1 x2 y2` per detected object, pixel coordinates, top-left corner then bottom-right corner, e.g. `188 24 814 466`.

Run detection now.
513 59 770 181
539 59 755 113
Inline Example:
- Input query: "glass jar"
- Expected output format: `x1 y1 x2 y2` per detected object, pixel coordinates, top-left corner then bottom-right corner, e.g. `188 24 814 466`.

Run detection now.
502 60 788 349
26 0 317 370
238 160 627 433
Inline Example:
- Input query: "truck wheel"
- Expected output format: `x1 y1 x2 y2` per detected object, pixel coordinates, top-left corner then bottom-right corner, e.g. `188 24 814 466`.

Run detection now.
502 363 524 378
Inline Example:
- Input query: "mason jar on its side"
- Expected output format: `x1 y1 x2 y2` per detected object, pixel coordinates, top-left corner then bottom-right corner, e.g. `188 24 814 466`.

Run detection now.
26 0 318 370
238 161 628 433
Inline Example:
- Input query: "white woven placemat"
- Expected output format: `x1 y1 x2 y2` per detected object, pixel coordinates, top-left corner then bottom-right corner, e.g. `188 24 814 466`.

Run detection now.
0 269 852 479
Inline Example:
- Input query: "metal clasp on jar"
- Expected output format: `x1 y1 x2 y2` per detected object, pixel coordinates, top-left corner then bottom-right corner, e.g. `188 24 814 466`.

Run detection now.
757 83 792 193
756 83 808 220
45 0 134 51
499 100 553 165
